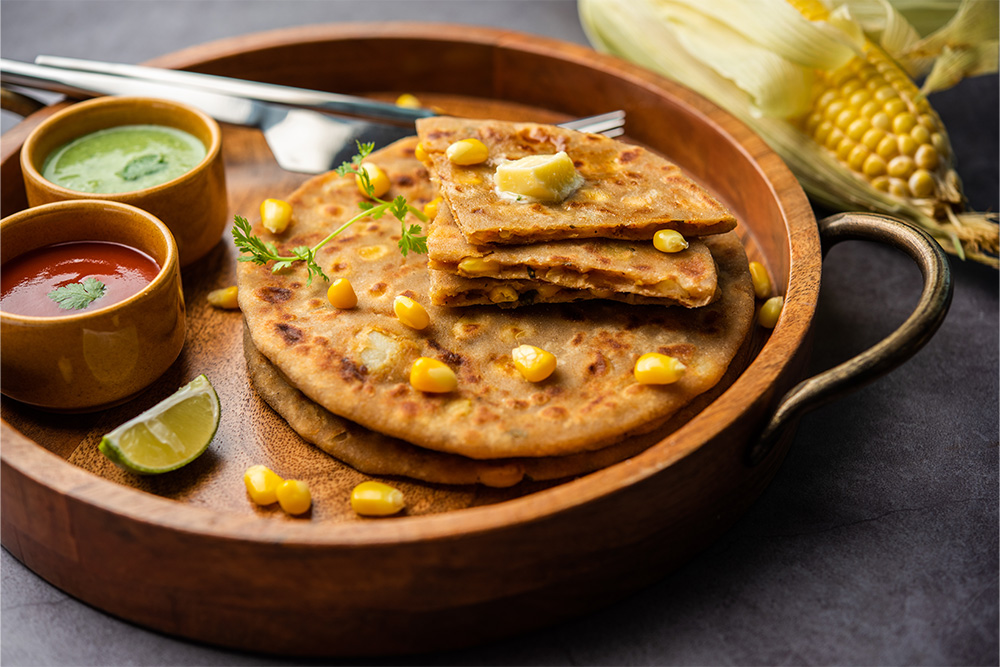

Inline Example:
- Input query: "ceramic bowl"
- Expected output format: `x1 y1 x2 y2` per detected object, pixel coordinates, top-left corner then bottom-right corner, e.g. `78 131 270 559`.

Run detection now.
0 200 186 411
20 96 227 267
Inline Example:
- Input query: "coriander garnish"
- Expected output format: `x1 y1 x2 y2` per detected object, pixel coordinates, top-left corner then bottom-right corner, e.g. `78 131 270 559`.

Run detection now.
119 153 168 181
232 142 428 284
48 277 107 310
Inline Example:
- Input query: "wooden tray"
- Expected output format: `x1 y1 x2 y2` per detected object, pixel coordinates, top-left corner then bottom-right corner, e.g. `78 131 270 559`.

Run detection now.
0 24 820 656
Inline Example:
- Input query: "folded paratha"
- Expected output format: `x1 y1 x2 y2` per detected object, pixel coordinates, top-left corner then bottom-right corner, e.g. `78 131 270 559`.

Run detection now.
427 199 719 308
415 116 737 245
237 136 754 460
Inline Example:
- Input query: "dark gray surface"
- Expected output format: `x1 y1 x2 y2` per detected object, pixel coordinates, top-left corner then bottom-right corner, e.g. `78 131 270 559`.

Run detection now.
1 1 997 665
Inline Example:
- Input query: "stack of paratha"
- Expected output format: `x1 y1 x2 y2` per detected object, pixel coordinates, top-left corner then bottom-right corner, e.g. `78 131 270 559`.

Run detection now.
415 117 737 310
237 121 754 488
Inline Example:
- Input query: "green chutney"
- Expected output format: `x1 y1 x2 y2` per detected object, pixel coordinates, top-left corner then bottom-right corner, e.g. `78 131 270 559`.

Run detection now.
42 124 206 194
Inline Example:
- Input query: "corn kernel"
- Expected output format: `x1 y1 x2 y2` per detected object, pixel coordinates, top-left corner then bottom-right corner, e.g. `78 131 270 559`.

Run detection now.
414 142 429 163
816 89 838 110
207 286 239 309
758 296 784 329
260 198 292 233
393 295 430 330
814 120 833 145
423 196 442 219
888 155 915 179
892 111 917 134
840 78 863 96
861 127 886 150
824 100 846 121
897 134 918 157
931 132 950 157
876 135 899 159
457 257 494 275
276 479 312 515
824 128 845 150
536 284 561 298
910 125 931 145
327 278 357 309
653 229 689 253
847 144 870 172
914 144 939 170
874 85 899 102
446 138 489 165
244 464 284 505
835 108 857 130
859 100 881 119
872 175 891 192
884 98 907 117
511 344 557 382
909 169 936 198
835 136 855 161
871 112 892 131
889 177 911 198
395 93 422 108
846 118 871 141
634 352 686 385
351 481 405 517
804 111 823 133
848 89 871 108
862 153 887 178
748 261 772 299
919 113 941 131
356 162 391 198
410 357 457 393
488 286 519 304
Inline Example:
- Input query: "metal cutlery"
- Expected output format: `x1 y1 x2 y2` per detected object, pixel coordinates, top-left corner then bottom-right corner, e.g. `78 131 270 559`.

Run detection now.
1 57 625 174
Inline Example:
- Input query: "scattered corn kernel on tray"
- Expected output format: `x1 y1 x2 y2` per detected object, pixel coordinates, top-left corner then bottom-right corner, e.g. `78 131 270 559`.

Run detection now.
0 25 819 656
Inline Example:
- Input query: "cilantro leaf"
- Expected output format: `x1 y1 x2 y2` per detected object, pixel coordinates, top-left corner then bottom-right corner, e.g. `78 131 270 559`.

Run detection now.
233 142 428 282
48 277 107 310
119 154 167 181
398 222 427 256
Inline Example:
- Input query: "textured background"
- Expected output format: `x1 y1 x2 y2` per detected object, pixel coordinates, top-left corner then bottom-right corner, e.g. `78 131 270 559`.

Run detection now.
2 1 997 665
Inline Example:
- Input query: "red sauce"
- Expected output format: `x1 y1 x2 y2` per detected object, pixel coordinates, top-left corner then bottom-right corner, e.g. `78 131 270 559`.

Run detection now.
1 241 160 318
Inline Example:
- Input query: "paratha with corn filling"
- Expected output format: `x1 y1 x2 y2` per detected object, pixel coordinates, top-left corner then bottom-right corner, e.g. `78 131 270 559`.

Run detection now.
427 199 719 308
415 116 737 245
237 136 754 460
245 324 682 487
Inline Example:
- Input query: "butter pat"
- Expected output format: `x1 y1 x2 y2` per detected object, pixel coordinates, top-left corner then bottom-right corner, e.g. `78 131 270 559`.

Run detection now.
495 151 583 203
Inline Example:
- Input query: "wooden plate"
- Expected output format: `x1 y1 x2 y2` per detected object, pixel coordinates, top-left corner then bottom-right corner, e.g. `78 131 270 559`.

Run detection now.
0 24 819 656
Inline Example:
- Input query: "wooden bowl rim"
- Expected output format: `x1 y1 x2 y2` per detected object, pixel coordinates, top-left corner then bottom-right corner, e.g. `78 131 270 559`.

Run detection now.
0 199 179 323
19 95 223 200
1 22 820 547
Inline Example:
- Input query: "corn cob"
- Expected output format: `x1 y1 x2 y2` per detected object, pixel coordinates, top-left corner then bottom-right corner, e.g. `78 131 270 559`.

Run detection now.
789 0 996 263
579 0 999 266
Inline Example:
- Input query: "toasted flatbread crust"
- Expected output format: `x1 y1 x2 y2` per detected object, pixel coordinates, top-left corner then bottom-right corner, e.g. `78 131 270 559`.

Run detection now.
245 323 674 487
237 137 754 459
427 199 718 308
416 116 737 244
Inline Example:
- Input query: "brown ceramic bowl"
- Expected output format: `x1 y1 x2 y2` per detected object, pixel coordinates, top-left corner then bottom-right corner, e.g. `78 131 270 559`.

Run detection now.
0 200 186 411
20 96 227 267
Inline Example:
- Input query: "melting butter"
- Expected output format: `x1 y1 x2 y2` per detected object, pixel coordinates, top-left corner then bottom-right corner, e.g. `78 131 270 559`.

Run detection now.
494 151 583 203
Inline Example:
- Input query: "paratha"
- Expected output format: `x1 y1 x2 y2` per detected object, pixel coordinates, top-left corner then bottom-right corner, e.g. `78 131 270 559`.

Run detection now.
237 136 754 460
415 116 737 244
427 199 719 308
246 324 673 487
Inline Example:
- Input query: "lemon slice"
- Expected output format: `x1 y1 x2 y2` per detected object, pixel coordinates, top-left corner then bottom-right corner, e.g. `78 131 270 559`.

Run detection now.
99 374 220 474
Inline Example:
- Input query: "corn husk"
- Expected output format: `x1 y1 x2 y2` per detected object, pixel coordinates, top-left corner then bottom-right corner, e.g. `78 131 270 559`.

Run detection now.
579 0 998 266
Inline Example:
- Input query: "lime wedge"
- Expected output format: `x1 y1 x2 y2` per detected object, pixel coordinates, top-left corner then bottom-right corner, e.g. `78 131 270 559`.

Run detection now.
99 374 220 474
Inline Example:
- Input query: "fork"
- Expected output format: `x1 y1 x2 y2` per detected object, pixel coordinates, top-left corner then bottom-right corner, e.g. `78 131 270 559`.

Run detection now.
1 57 625 174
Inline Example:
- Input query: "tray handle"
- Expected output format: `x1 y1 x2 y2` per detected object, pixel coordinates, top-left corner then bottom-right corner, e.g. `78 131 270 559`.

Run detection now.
747 211 953 466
